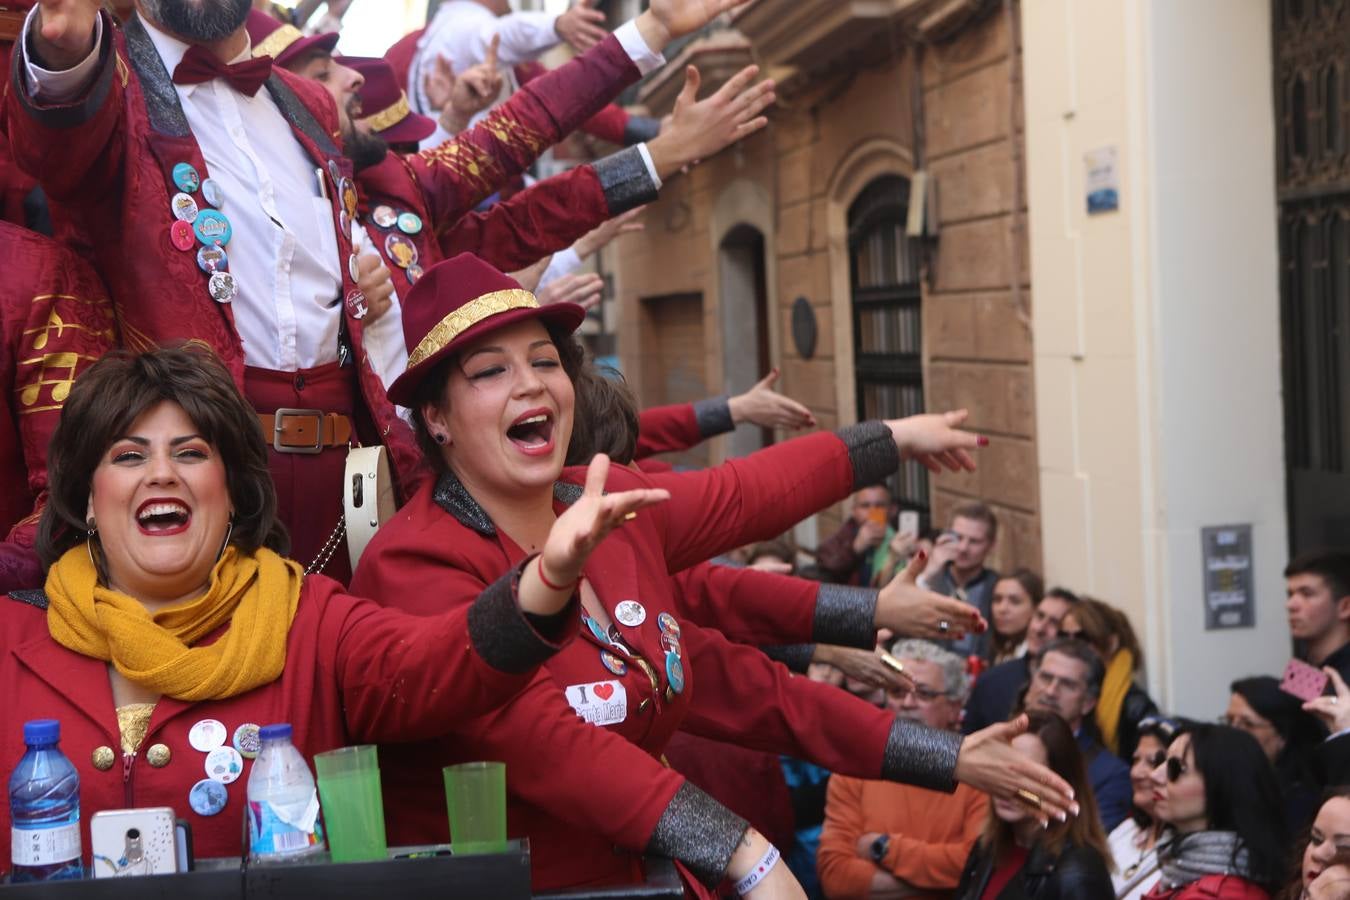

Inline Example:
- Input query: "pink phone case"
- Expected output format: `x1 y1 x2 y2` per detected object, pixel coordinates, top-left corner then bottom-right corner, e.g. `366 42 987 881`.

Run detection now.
1280 658 1329 703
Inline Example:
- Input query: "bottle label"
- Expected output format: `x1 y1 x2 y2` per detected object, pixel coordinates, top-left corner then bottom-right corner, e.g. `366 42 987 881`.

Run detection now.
247 793 323 858
11 823 82 866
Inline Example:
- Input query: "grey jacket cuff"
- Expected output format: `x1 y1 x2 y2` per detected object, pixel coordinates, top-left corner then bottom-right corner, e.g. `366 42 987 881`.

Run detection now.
761 643 816 674
593 145 660 215
881 718 962 792
835 421 901 490
693 395 734 438
813 584 878 649
623 114 662 145
646 782 750 886
466 556 577 674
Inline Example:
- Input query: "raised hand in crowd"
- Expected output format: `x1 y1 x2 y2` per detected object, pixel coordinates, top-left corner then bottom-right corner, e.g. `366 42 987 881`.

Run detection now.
509 255 553 293
354 252 394 324
888 409 984 474
1303 666 1350 733
637 0 755 50
852 518 887 555
876 550 988 641
553 0 608 53
922 529 960 582
31 0 101 69
573 207 646 260
645 65 774 178
436 35 504 133
529 454 670 610
812 645 911 693
954 714 1079 828
728 367 816 431
537 272 604 311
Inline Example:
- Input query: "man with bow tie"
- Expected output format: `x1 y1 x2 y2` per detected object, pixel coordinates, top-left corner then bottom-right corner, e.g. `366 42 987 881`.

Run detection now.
5 0 751 584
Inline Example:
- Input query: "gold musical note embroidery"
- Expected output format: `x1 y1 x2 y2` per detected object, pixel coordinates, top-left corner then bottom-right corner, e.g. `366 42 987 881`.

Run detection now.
21 296 116 352
17 352 97 414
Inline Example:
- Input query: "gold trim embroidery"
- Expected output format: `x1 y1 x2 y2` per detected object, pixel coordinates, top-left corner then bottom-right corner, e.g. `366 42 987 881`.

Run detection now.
361 93 413 134
407 290 539 368
252 25 303 60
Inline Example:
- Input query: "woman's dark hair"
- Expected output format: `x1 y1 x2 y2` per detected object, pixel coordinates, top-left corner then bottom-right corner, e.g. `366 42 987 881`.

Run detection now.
408 319 586 468
566 364 640 467
1230 676 1324 762
990 568 1044 659
36 345 288 569
1169 724 1289 890
1276 786 1350 900
980 710 1113 870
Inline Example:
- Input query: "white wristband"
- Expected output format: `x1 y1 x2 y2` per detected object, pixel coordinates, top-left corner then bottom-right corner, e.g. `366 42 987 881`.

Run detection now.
734 843 781 896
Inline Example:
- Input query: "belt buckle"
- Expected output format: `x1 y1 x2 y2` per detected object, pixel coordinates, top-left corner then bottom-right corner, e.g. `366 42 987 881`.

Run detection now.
273 407 325 455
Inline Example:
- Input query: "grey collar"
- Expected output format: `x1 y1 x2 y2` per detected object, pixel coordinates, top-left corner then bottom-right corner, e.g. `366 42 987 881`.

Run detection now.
432 471 582 537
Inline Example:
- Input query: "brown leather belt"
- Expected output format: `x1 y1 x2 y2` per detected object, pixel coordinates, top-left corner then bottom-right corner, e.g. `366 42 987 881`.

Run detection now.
258 408 352 454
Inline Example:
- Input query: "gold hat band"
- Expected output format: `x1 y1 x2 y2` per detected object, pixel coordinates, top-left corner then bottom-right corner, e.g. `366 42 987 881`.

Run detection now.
253 24 304 61
361 93 414 135
407 289 540 368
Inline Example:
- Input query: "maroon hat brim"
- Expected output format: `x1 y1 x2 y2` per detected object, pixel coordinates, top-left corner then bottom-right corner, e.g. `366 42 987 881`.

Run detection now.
274 31 340 69
377 110 438 145
387 301 587 407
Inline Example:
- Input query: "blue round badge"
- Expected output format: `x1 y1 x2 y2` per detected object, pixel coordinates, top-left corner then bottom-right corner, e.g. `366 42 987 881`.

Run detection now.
665 650 685 695
397 211 423 235
189 778 228 817
194 209 232 246
200 178 223 209
172 162 200 194
196 244 227 274
584 617 608 644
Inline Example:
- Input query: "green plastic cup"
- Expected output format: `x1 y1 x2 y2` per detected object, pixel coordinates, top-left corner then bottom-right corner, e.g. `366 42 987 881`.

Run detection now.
442 761 507 855
314 745 387 863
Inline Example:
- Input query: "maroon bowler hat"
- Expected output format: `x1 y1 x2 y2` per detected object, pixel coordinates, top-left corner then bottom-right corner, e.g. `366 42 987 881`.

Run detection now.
246 10 338 70
387 253 586 407
344 56 437 145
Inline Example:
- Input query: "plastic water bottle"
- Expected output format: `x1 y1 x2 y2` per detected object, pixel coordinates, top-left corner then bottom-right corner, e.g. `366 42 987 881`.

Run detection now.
246 724 325 862
9 719 83 882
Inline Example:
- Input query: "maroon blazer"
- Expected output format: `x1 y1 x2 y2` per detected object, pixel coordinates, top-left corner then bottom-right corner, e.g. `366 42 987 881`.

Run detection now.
0 224 116 591
0 565 577 869
635 397 735 460
351 426 962 893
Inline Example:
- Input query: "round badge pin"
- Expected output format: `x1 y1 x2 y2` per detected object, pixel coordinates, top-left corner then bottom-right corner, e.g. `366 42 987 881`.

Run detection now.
657 612 680 638
406 264 423 285
188 718 227 752
372 205 398 229
197 244 228 274
170 219 196 252
345 289 369 320
194 209 232 246
200 178 223 209
348 253 361 282
172 162 200 194
339 178 358 218
233 723 262 760
665 650 685 694
600 650 627 677
584 616 608 643
396 211 423 235
208 271 239 303
384 232 418 269
146 743 172 768
205 745 244 784
189 778 229 817
171 192 199 223
338 211 352 242
660 631 680 655
327 159 343 185
614 600 647 628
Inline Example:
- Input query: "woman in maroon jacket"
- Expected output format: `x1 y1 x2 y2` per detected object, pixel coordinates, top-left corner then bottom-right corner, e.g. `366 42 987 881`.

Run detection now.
352 253 1080 898
0 344 655 870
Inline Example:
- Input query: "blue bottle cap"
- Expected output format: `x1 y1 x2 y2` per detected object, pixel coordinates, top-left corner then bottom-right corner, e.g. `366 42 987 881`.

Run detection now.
22 719 59 745
259 723 292 741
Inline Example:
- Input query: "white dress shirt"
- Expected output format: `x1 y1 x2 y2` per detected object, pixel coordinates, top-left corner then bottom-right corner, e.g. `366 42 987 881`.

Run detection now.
22 9 345 372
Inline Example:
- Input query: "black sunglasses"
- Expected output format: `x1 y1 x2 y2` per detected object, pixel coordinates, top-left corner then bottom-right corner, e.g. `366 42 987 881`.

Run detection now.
1165 755 1189 782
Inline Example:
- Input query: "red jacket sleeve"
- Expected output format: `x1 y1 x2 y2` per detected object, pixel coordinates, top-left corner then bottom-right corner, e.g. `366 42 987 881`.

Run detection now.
817 775 883 900
411 32 642 234
636 403 701 458
514 59 631 145
673 563 818 646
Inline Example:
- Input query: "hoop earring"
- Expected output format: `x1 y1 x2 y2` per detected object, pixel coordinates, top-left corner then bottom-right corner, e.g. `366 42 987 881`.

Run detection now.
85 517 96 539
217 520 234 562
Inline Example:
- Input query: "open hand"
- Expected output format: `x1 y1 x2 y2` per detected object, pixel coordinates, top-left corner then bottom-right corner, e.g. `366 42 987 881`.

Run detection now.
638 0 754 51
554 0 608 53
34 0 101 70
814 645 910 693
423 53 457 114
645 65 775 178
574 207 646 259
728 367 815 430
886 410 986 474
954 715 1079 827
877 550 987 640
538 272 604 311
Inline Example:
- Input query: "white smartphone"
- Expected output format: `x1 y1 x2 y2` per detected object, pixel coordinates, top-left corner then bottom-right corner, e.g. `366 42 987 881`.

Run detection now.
90 807 178 878
898 510 920 536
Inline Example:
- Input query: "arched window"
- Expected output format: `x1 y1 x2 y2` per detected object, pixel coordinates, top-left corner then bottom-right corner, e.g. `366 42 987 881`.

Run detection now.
848 175 927 517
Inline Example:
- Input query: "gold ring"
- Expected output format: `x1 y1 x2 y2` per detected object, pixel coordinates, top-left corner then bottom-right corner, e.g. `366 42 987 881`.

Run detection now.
1015 788 1043 809
623 512 638 521
879 652 906 675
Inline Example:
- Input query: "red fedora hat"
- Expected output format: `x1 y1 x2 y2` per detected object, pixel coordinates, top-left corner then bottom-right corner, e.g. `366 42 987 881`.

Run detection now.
387 253 586 407
246 10 338 70
344 56 436 145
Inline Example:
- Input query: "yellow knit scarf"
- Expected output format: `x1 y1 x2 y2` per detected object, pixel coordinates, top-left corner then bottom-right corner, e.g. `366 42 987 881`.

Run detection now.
45 543 304 702
1096 648 1134 755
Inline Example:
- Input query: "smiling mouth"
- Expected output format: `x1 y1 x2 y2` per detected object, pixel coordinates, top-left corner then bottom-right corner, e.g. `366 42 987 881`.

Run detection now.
506 411 555 454
136 500 191 536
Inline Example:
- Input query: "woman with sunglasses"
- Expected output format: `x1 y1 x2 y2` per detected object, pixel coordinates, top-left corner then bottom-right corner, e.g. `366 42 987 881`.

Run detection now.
1143 724 1287 899
954 710 1115 899
1109 717 1179 899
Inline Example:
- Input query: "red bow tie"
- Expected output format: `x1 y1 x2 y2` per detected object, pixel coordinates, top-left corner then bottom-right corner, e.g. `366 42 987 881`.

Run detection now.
172 45 273 97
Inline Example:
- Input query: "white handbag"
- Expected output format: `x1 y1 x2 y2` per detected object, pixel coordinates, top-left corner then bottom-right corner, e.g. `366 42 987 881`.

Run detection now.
344 445 395 569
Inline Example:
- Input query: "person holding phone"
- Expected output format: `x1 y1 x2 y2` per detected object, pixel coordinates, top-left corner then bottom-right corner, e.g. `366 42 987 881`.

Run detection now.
816 485 896 586
919 502 1001 659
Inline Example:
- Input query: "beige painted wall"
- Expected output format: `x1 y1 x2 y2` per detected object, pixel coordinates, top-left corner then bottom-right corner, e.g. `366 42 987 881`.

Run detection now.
1022 0 1288 717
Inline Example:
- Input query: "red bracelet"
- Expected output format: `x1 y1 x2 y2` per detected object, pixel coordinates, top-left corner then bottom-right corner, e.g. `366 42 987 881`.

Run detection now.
536 555 576 592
